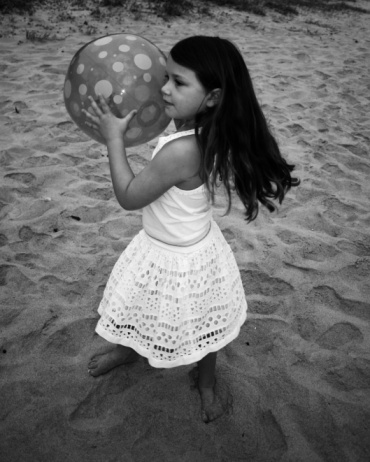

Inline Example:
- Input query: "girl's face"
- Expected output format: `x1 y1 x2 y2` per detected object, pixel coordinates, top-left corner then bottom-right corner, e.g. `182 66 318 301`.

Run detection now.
161 55 210 123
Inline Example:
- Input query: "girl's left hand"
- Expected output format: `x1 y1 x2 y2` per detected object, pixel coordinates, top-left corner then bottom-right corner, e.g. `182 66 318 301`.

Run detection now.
83 95 137 143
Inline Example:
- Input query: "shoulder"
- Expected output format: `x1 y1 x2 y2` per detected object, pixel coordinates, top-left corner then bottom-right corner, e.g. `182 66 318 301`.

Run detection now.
161 133 198 152
156 134 200 162
148 134 200 181
151 134 201 180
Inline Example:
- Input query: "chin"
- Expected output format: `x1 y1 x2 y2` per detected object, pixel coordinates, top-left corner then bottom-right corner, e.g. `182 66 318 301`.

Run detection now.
164 106 175 117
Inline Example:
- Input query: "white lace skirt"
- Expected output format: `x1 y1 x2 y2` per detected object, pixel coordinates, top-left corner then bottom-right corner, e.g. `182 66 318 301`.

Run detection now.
95 220 247 368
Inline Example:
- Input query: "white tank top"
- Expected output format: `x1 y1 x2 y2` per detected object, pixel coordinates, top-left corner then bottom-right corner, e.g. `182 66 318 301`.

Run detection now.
142 130 212 246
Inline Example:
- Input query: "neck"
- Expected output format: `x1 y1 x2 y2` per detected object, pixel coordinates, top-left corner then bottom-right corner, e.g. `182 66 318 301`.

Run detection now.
174 119 195 132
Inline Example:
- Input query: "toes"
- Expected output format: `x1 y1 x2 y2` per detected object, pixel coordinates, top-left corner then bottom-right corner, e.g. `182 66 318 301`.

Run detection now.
199 390 225 423
208 402 225 422
201 409 210 423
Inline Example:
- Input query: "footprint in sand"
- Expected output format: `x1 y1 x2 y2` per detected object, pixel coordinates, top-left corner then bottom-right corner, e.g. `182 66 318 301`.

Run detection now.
292 314 322 341
258 409 287 459
46 318 97 357
0 263 36 290
240 269 294 298
21 154 62 168
336 237 370 257
14 252 37 268
321 163 364 194
248 300 281 315
220 228 235 241
322 197 365 225
19 225 38 241
4 172 37 185
287 123 305 136
342 156 370 176
39 275 87 304
276 229 340 262
85 186 114 201
55 120 74 132
316 322 363 350
7 200 54 221
83 174 109 184
307 285 370 321
0 303 24 327
69 365 140 427
295 209 342 238
0 378 43 422
0 233 8 247
340 143 368 159
336 257 370 282
65 183 114 201
322 358 370 391
287 103 305 113
0 146 31 168
334 178 363 196
243 319 288 353
59 152 87 166
15 226 54 254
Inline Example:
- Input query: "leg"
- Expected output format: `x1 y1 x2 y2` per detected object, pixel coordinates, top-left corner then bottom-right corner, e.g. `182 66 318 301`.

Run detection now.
198 351 217 388
197 352 224 423
88 344 138 377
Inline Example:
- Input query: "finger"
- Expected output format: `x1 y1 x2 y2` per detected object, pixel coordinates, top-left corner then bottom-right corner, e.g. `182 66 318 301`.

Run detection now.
88 96 103 116
125 109 138 124
85 120 96 129
82 108 94 119
82 109 98 125
97 94 111 113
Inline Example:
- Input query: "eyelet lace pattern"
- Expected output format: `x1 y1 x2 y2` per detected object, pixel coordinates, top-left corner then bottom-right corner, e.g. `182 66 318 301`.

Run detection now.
96 221 247 368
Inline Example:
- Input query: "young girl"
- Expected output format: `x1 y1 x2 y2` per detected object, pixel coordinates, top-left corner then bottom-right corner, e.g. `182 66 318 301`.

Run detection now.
84 36 299 423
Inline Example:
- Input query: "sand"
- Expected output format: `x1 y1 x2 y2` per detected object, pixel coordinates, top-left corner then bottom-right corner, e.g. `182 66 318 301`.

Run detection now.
1 1 370 461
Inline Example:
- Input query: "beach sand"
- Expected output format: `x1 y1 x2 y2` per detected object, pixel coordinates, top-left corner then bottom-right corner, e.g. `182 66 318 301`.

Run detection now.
1 1 370 461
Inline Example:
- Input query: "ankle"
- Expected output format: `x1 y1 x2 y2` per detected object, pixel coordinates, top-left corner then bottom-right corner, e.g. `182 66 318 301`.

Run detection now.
198 375 215 389
197 352 217 389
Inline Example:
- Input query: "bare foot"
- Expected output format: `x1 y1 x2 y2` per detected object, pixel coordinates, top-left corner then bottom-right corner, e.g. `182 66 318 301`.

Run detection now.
199 384 225 423
88 345 138 377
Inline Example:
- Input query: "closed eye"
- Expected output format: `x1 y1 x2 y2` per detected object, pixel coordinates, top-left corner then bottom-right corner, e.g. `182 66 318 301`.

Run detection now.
164 72 185 87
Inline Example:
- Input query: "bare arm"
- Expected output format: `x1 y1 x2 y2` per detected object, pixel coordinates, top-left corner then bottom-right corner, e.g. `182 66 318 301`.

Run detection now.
83 96 199 210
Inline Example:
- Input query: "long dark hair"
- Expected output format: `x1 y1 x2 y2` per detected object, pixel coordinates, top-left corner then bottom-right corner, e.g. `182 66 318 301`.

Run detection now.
170 36 299 221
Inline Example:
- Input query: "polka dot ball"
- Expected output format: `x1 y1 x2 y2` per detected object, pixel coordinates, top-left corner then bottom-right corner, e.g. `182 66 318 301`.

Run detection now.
64 34 171 147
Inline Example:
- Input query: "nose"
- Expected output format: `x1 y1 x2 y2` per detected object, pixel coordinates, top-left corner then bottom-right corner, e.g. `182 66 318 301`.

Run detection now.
161 80 170 95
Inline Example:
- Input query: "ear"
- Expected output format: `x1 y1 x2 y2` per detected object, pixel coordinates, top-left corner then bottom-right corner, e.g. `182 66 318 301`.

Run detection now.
206 89 221 108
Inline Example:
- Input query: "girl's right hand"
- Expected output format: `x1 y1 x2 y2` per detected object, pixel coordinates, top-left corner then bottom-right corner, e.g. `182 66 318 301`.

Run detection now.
83 95 137 144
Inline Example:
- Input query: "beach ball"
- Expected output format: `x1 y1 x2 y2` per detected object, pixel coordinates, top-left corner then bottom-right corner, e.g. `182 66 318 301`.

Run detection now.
64 34 171 147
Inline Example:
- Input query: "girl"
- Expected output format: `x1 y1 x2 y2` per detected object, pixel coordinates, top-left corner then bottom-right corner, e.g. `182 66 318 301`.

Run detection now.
84 36 299 423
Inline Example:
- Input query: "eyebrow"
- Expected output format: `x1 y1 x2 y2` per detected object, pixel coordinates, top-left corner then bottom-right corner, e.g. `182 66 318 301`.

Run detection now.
167 72 188 82
166 71 184 78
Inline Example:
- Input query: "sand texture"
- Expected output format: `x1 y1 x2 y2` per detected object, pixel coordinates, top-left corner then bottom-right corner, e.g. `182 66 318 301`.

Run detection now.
1 1 370 461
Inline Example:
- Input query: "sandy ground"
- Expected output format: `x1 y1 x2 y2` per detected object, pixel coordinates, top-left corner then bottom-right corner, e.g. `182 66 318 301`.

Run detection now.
1 1 370 461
